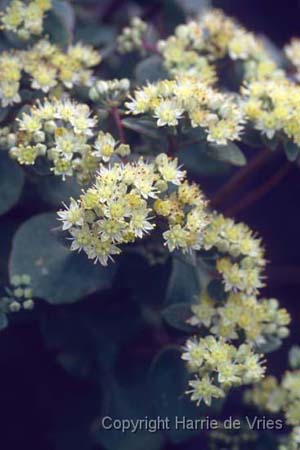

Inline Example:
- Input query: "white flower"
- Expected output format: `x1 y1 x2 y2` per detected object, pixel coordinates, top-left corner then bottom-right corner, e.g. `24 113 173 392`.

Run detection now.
57 199 83 230
153 100 183 127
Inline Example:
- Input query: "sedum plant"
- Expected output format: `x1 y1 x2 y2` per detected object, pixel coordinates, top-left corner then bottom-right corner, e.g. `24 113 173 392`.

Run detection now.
0 1 299 450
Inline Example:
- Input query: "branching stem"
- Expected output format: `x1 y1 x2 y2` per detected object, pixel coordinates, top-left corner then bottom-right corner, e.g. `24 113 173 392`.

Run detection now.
111 106 126 144
211 148 273 208
224 162 293 217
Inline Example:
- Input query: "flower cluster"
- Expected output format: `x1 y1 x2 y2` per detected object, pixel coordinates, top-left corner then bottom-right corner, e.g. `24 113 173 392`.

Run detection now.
0 274 34 330
157 22 217 83
247 372 300 426
189 291 290 345
0 52 22 107
182 335 265 406
58 155 209 265
181 211 291 408
285 39 300 81
0 40 100 107
244 348 300 450
203 214 266 294
246 372 300 449
9 98 101 181
117 17 148 54
89 78 130 108
126 77 245 145
0 0 51 40
157 9 282 83
243 79 300 145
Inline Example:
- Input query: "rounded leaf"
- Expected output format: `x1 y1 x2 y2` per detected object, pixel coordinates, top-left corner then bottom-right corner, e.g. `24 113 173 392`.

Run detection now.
0 152 24 216
9 213 117 303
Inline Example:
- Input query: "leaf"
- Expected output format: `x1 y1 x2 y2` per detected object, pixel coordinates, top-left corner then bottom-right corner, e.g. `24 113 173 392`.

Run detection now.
44 0 75 47
0 313 8 330
0 106 9 123
284 141 300 162
135 55 167 84
96 365 164 450
36 175 81 207
178 143 231 176
206 142 247 166
149 347 221 443
161 0 186 33
241 128 263 148
9 213 117 304
165 256 201 305
177 0 210 14
122 117 163 140
0 152 25 216
161 303 194 332
0 219 18 283
75 24 116 46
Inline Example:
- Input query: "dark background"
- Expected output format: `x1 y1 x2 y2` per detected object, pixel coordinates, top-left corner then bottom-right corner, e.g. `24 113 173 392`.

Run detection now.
1 1 300 449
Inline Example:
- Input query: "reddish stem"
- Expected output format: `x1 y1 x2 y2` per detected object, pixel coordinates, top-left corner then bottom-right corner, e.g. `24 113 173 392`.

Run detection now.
111 106 126 144
142 40 160 54
224 162 293 217
210 148 273 208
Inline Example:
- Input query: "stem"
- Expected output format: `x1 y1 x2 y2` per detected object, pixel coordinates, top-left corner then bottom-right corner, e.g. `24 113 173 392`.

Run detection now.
224 162 293 217
111 106 126 144
210 148 273 208
167 134 177 156
142 40 159 54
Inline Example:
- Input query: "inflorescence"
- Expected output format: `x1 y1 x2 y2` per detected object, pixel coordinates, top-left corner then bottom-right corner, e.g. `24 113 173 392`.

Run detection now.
9 98 129 182
245 349 300 450
0 4 295 419
0 0 52 40
181 213 291 407
0 40 100 107
58 154 209 265
126 77 245 145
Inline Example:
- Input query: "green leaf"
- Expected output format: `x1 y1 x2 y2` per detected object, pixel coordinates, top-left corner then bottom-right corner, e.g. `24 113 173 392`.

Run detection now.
206 142 247 166
75 24 116 46
161 0 186 33
161 303 194 332
135 55 167 84
177 0 210 13
284 141 300 162
122 117 163 140
165 256 201 305
0 106 9 123
44 0 75 47
0 152 25 216
9 213 117 304
149 347 220 443
96 364 164 450
36 175 81 207
178 143 231 176
0 219 18 283
241 128 263 148
0 313 8 330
